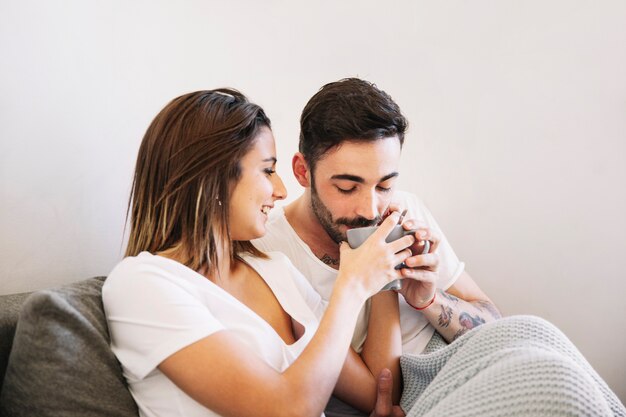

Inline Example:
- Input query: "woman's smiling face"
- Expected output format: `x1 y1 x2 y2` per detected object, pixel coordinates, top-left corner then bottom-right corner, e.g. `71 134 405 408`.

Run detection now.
228 126 287 241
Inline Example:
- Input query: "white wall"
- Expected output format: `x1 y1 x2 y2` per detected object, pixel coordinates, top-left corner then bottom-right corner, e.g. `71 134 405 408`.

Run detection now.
1 0 625 403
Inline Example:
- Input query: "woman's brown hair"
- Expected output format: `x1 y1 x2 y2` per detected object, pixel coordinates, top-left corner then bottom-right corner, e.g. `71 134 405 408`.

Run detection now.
125 89 269 274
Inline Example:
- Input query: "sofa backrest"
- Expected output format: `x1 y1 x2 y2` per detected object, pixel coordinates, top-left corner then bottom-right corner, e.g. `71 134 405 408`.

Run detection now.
0 277 139 417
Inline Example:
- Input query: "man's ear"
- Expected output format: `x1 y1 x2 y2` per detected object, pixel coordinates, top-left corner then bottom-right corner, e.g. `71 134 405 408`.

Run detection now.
292 152 311 187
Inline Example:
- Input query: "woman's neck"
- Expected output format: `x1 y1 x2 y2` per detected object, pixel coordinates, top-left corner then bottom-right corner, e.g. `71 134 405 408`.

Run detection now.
157 240 234 282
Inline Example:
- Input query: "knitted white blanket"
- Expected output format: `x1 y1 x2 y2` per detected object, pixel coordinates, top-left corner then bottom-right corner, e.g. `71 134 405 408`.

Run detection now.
400 315 625 417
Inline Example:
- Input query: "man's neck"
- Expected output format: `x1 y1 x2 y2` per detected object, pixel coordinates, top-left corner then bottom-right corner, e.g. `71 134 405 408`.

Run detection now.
284 194 341 268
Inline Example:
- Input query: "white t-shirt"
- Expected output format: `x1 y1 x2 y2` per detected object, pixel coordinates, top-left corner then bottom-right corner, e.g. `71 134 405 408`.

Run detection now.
253 191 464 354
102 251 326 417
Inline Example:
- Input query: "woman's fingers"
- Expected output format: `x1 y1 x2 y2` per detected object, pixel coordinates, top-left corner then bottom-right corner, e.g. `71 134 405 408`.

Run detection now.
388 234 415 254
347 211 441 291
372 211 402 240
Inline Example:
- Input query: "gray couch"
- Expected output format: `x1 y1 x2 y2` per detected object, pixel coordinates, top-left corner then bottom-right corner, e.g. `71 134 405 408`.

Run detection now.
0 277 139 416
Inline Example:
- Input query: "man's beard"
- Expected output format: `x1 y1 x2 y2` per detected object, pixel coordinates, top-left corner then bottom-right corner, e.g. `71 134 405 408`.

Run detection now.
310 180 382 244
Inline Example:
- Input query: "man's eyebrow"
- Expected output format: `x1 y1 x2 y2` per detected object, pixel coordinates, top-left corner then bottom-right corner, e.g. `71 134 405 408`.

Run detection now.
331 172 399 183
331 174 365 183
380 172 399 182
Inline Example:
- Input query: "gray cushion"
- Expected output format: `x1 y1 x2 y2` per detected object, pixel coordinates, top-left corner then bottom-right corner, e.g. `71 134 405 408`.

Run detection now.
0 291 30 393
0 277 139 417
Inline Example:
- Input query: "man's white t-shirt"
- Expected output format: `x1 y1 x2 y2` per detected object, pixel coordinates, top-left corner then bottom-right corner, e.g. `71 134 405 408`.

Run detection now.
253 191 465 354
102 251 326 417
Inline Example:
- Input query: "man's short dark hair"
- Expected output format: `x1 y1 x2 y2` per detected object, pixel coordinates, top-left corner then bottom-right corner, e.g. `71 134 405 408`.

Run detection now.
299 78 408 170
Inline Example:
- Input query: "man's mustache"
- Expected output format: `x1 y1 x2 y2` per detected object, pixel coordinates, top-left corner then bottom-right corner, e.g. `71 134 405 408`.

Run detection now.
335 216 382 228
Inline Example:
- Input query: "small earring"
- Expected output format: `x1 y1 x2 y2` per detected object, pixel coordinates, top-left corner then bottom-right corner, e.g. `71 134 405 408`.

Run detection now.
216 196 222 206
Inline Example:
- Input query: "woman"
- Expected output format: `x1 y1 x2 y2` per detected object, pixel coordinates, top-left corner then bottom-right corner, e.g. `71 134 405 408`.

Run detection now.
102 89 416 417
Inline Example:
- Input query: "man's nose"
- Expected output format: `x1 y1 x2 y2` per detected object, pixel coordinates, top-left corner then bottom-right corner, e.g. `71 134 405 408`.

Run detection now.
354 189 379 220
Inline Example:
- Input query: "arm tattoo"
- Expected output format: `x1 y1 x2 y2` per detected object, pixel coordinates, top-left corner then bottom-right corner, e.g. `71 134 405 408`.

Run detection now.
320 254 340 267
439 289 459 304
452 328 468 341
459 312 486 330
475 300 502 319
438 305 454 327
452 313 486 341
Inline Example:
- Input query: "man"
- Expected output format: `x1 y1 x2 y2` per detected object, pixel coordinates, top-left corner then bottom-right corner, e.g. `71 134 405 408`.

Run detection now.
253 78 501 415
254 78 625 417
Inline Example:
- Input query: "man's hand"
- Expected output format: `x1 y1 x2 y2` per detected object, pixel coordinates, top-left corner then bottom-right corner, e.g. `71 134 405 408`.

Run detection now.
397 219 439 308
369 369 405 417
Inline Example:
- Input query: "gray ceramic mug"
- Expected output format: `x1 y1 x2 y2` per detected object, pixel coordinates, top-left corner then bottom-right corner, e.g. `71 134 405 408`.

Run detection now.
346 224 430 291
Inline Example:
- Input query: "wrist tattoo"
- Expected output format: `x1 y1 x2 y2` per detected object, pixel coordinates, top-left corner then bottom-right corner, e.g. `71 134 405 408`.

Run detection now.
438 305 454 328
320 254 340 267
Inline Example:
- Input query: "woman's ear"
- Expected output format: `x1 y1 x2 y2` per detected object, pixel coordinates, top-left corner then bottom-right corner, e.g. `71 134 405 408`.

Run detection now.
292 152 311 187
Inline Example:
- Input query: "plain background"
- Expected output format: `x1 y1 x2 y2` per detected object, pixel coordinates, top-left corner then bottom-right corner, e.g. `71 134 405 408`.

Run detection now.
1 0 625 403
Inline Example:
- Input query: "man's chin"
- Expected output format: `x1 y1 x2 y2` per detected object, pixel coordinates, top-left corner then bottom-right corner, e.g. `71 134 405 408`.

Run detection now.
328 226 348 244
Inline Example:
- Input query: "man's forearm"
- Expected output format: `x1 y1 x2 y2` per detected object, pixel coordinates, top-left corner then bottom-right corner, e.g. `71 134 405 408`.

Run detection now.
420 289 502 343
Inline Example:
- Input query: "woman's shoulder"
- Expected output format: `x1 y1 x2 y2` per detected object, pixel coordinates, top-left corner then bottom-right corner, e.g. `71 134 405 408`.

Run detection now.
104 252 202 296
107 252 170 279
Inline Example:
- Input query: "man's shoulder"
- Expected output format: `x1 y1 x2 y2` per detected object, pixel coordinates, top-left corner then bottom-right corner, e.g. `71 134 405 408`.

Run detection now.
253 207 299 252
392 190 440 227
243 251 294 275
265 206 290 230
393 190 425 210
248 250 290 265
